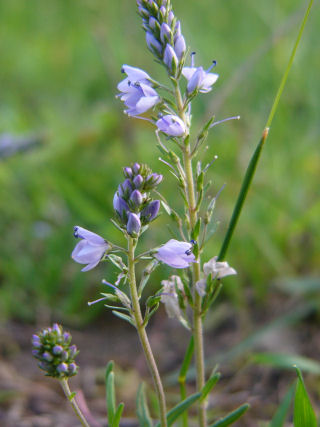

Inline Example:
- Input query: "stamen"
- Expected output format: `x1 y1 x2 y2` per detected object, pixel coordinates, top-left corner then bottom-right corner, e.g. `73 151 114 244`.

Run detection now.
191 51 196 67
210 115 240 129
190 240 197 245
73 227 79 238
207 60 217 72
88 296 108 306
185 249 192 255
102 279 118 290
203 155 218 173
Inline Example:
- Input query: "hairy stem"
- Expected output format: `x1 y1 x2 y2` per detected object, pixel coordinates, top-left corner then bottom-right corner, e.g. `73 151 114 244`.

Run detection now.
59 378 91 427
174 81 207 427
128 237 168 427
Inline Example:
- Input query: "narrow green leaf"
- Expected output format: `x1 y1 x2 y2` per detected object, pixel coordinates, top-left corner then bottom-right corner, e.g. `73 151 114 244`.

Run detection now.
136 383 153 427
105 361 114 381
160 392 201 427
106 371 116 425
200 371 220 402
293 367 317 427
209 403 250 427
68 391 77 401
269 384 294 427
111 402 124 427
112 310 135 327
252 352 320 375
179 336 194 381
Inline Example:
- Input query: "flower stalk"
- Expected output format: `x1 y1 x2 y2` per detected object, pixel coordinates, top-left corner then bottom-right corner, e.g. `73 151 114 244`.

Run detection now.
173 78 207 427
59 378 91 427
127 236 168 427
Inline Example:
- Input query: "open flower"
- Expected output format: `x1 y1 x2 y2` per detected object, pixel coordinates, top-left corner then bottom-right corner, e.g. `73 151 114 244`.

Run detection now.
203 256 237 279
156 114 186 137
72 226 109 272
118 82 160 117
182 63 219 94
155 239 196 268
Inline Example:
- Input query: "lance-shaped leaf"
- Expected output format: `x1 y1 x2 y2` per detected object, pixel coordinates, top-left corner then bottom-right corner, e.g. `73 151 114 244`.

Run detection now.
136 383 153 427
105 362 116 425
293 367 317 427
155 392 201 427
270 383 294 427
209 403 250 427
200 369 221 402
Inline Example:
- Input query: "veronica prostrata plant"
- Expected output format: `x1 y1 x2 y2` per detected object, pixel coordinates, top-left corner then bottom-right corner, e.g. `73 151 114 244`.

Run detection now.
31 0 314 425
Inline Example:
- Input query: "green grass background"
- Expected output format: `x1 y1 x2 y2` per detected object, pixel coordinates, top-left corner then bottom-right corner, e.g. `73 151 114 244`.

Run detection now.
0 0 319 324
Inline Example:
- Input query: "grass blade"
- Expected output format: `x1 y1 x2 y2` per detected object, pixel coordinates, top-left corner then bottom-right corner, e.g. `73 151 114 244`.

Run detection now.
251 352 320 375
293 367 317 427
209 403 250 427
269 383 294 427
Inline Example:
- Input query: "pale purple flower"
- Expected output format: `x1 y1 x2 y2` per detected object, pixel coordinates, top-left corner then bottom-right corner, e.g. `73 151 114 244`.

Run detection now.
182 63 219 94
72 226 108 272
203 256 237 279
155 239 196 268
156 114 186 137
174 34 186 60
118 81 160 117
117 65 151 91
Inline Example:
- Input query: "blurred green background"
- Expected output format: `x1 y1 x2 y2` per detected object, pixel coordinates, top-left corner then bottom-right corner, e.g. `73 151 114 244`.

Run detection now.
0 0 319 325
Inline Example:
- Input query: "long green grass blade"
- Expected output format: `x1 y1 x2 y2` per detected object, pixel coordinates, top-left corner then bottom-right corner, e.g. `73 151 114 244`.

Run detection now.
252 352 320 375
293 367 317 427
218 0 314 261
269 384 294 427
209 403 250 427
136 383 153 427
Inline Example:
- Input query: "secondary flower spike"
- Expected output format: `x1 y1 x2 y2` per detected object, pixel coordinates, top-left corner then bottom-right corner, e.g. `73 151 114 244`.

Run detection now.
72 226 108 272
155 239 196 268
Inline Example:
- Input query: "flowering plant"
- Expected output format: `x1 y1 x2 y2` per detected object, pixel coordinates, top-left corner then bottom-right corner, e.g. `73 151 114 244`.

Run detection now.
32 0 314 426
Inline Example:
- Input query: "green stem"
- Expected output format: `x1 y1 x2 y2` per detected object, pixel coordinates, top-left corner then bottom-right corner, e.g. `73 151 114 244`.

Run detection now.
127 237 168 427
174 81 207 427
218 0 314 261
59 378 91 427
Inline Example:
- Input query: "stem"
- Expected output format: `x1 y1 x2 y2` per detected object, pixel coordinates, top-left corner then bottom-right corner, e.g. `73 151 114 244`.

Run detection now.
127 237 168 427
59 378 91 427
174 81 207 427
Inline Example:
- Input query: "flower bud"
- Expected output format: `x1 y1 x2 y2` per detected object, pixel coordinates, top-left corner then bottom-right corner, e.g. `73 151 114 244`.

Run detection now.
68 363 78 375
133 174 143 188
57 363 68 374
118 179 133 197
127 213 141 236
174 34 186 60
156 114 186 137
168 11 175 25
113 193 129 220
146 32 162 55
132 162 141 174
123 167 132 178
141 200 160 223
160 23 172 43
148 17 157 29
130 189 143 208
163 44 178 75
52 345 63 355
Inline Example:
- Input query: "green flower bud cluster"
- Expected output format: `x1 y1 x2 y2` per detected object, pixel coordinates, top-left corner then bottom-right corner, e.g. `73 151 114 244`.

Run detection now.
32 324 79 379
